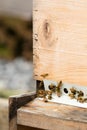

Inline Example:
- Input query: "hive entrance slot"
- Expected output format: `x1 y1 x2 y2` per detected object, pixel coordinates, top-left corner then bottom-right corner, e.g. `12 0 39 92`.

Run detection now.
64 88 68 94
37 80 87 108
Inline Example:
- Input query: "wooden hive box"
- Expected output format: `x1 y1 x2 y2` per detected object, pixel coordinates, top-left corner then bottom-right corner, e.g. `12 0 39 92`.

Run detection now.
33 0 87 86
9 0 87 130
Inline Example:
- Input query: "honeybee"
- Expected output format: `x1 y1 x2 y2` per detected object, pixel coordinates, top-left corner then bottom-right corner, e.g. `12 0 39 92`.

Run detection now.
37 90 46 98
48 84 56 92
77 97 85 103
56 81 62 97
84 98 87 103
41 73 49 78
70 87 76 95
69 93 75 99
77 91 84 97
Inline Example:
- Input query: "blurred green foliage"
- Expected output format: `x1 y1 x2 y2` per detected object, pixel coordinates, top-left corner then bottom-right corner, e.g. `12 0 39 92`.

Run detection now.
0 89 28 98
0 42 11 58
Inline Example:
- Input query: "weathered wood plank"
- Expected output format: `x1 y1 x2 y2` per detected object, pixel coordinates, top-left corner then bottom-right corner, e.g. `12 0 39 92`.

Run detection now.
17 98 87 130
18 125 43 130
33 0 87 86
9 92 36 130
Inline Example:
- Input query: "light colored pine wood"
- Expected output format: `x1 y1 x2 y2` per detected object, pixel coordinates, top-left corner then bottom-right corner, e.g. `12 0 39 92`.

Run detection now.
17 98 87 130
33 0 87 86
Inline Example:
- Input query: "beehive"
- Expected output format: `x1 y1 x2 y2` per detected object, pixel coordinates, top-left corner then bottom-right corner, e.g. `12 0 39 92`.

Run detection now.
33 0 87 108
9 1 87 130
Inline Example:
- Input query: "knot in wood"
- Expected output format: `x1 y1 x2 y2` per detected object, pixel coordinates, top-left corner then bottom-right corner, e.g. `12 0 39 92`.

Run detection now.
44 20 51 39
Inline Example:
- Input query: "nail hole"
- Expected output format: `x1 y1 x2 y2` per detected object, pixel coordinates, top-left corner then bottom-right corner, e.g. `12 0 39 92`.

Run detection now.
64 88 68 94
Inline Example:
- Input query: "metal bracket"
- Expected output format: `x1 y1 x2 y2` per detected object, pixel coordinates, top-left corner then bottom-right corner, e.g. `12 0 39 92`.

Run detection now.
41 80 87 108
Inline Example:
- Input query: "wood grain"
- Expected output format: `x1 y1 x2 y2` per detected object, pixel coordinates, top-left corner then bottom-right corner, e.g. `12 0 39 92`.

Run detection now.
33 0 87 86
9 92 36 130
18 125 43 130
17 98 87 130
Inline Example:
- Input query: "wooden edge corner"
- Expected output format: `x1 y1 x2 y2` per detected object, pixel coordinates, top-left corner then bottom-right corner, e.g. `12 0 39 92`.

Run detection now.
9 92 36 130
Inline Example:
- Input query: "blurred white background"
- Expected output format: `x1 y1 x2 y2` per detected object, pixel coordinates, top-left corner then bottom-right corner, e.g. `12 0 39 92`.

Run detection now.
0 0 32 19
